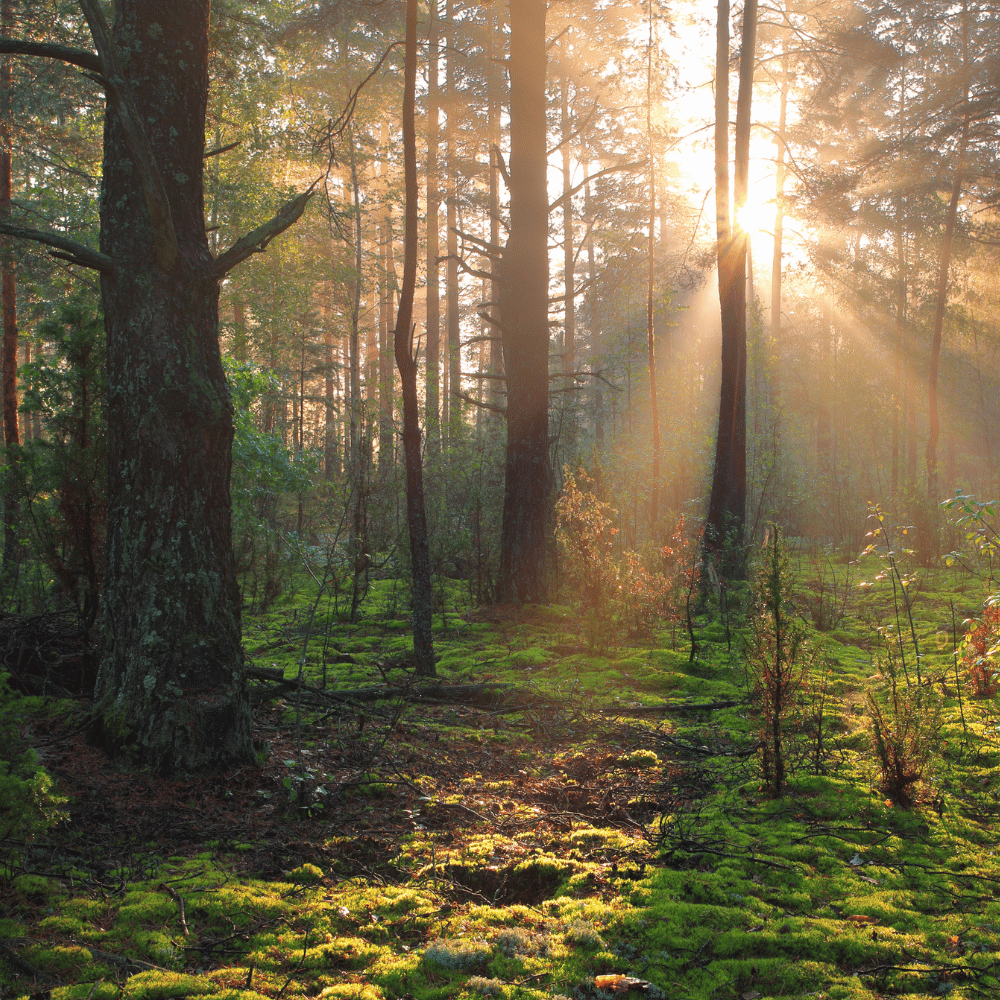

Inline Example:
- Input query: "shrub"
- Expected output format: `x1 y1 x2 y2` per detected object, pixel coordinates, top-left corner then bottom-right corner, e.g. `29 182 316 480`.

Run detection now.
865 658 943 808
0 672 68 880
554 468 691 649
960 600 1000 699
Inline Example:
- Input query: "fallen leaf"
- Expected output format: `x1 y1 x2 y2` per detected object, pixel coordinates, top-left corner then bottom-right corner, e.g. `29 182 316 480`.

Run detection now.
846 915 879 925
594 975 651 993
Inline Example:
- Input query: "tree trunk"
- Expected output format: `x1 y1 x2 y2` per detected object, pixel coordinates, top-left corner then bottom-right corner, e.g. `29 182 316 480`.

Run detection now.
394 0 435 675
425 0 441 444
1 0 19 583
497 0 549 604
927 3 969 502
379 180 394 471
445 0 461 441
486 0 504 410
324 317 336 479
645 2 660 526
92 0 252 773
349 126 363 469
704 0 755 571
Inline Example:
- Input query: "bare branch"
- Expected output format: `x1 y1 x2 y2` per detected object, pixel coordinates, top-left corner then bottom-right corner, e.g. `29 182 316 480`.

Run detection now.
492 144 510 188
214 180 320 279
455 390 506 416
0 38 101 73
204 140 241 160
548 160 646 214
454 227 502 258
79 0 179 273
0 222 114 273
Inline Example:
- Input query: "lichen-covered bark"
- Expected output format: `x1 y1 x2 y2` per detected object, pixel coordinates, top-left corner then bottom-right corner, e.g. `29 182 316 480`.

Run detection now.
91 0 252 773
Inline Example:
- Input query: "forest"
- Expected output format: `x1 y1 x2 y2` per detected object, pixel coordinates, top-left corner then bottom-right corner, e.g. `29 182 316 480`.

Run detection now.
1 1 1000 999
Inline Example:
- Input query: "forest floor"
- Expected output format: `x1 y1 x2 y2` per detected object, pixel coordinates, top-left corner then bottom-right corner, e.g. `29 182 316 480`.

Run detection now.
2 542 1000 1000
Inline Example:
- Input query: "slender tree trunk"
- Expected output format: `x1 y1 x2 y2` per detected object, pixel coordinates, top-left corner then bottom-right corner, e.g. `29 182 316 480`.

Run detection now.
646 1 660 526
586 166 603 449
770 48 787 347
560 51 576 457
232 299 247 362
1 0 19 582
560 54 574 378
487 0 504 409
927 3 969 502
395 0 435 674
445 0 461 441
425 0 441 444
324 318 336 480
349 127 363 469
92 0 252 773
497 0 549 603
379 184 394 471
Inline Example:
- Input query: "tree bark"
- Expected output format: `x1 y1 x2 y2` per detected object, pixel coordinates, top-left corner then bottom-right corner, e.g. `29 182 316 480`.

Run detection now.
645 1 660 526
486 0 504 410
445 0 461 441
425 0 441 444
497 0 549 604
704 0 755 572
91 0 252 773
927 3 970 502
1 0 19 583
394 0 435 675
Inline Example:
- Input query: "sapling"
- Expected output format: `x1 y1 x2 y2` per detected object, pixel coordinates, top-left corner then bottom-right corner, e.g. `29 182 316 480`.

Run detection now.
744 524 807 798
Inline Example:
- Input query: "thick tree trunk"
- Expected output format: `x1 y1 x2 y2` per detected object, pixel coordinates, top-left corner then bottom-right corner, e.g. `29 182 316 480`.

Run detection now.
704 0 754 571
1 0 19 582
92 0 252 773
497 0 549 604
394 0 435 675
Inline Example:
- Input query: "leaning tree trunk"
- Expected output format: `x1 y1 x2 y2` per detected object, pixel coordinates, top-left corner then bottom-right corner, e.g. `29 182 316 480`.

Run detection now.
497 0 549 604
91 0 252 773
394 0 435 675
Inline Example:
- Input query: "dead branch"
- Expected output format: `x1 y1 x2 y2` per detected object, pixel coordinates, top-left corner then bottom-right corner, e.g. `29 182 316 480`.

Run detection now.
215 180 320 278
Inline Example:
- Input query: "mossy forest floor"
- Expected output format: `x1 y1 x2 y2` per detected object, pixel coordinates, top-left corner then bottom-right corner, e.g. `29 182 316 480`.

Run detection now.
2 547 1000 1000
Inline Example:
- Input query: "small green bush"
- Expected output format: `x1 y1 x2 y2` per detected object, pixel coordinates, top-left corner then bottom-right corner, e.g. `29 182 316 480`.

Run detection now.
0 672 68 881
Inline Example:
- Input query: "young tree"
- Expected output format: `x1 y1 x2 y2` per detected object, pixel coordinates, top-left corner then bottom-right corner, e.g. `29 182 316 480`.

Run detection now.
394 0 435 675
0 0 312 773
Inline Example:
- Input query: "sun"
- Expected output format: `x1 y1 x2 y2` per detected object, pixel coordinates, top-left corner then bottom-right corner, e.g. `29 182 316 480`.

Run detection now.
736 198 773 239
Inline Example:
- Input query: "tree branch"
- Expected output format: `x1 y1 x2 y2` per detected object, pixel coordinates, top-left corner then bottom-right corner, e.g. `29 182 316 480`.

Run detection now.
214 181 320 279
548 160 646 213
0 222 115 273
455 390 506 416
0 38 101 73
79 0 179 273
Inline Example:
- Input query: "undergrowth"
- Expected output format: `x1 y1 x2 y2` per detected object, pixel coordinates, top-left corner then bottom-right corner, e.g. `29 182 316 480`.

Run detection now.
1 530 1000 1000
